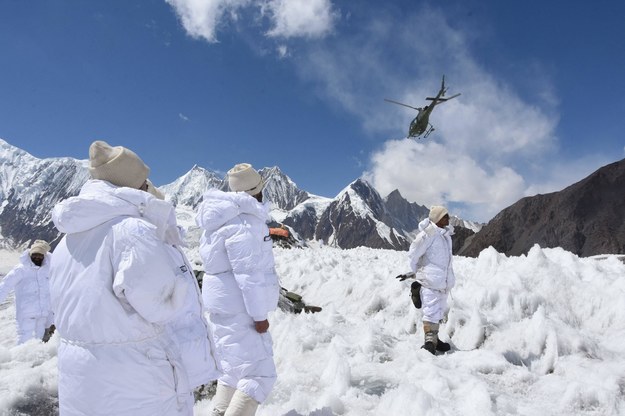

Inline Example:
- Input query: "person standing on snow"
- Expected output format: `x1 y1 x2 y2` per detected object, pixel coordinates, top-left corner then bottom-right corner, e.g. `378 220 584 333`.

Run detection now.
147 183 221 394
0 239 55 344
408 205 456 355
196 163 280 416
50 140 217 416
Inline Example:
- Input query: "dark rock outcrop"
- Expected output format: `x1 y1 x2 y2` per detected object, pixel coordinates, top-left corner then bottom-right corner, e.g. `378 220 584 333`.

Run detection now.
282 204 320 241
384 189 430 233
459 158 625 257
313 180 409 250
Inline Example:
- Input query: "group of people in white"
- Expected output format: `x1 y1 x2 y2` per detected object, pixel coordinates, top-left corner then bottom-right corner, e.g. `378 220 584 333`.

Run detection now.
0 140 456 416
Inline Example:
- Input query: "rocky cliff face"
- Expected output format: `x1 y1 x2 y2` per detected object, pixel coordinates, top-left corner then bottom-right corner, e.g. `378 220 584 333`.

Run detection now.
459 158 625 257
313 180 409 250
281 198 329 241
258 166 309 211
384 189 430 235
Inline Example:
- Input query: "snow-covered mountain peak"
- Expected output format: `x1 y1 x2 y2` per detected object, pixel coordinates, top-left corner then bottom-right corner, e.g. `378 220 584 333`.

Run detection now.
0 139 477 252
0 140 89 247
450 216 483 233
160 166 224 209
0 138 29 159
259 165 283 177
258 166 309 211
313 178 409 250
335 178 389 222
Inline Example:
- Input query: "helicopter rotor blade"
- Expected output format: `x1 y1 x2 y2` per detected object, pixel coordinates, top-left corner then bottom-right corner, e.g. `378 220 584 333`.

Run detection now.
384 99 421 111
426 93 461 102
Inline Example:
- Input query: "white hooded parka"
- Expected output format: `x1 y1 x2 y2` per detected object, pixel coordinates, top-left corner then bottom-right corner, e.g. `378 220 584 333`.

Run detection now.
196 188 280 403
408 218 456 323
408 218 456 292
0 250 54 344
50 180 216 416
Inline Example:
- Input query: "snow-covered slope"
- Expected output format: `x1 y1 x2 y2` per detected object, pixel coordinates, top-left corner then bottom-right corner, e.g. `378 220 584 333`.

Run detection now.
0 139 88 248
2 245 624 415
451 216 482 233
160 165 224 209
282 195 333 241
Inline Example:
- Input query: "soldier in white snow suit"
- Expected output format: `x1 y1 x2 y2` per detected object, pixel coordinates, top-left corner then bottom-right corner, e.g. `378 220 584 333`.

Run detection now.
50 140 217 416
144 182 221 392
0 239 54 344
196 163 280 416
408 205 456 354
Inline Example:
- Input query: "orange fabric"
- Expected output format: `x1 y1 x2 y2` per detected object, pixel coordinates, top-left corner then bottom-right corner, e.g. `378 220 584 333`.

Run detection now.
269 228 289 238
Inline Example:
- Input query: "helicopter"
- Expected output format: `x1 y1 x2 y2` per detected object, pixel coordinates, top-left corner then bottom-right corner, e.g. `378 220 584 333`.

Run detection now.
385 75 460 139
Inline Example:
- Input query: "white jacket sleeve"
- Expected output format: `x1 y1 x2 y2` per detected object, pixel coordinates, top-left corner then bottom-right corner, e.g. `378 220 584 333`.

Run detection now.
0 268 22 304
408 233 430 273
225 226 268 321
112 220 187 325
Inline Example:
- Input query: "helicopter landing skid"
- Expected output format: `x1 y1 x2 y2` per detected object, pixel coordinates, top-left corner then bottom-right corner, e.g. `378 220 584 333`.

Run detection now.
423 126 435 138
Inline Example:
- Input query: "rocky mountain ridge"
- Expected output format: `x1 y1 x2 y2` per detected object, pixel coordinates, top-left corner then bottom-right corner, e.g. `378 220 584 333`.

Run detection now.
458 158 625 257
3 139 621 257
0 139 89 248
0 139 450 252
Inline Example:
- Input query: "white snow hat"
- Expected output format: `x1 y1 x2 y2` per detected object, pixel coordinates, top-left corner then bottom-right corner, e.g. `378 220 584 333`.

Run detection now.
30 240 50 255
429 205 449 224
228 163 264 196
89 140 150 189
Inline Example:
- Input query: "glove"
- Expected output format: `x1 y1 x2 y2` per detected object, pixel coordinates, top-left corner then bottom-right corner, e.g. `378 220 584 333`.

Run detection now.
395 272 415 281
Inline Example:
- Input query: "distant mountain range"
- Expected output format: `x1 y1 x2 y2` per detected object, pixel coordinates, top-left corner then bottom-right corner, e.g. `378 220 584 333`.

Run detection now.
0 138 478 252
1 138 622 256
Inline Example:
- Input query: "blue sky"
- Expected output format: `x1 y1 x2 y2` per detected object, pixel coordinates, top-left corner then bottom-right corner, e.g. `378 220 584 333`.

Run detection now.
1 0 623 222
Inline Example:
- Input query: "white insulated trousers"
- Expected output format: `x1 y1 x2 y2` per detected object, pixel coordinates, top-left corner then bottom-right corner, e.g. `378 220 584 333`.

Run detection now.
209 312 277 403
420 287 448 323
17 316 50 344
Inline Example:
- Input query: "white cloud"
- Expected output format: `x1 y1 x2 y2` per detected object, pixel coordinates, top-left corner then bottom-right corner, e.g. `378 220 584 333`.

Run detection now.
263 0 337 39
288 8 586 222
166 0 337 43
363 140 526 222
179 113 190 121
276 44 289 58
165 0 252 43
163 2 611 222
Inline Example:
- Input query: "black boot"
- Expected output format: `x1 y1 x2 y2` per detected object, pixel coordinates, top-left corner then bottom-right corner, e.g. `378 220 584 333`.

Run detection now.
436 339 451 352
410 281 422 309
421 341 436 355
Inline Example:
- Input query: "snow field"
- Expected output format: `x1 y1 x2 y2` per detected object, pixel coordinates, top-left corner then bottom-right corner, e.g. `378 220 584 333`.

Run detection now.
1 245 624 415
